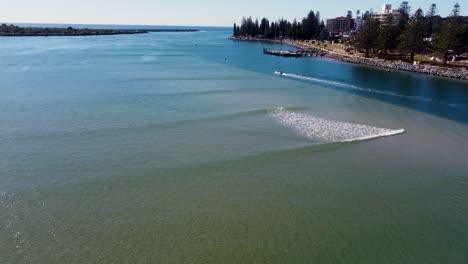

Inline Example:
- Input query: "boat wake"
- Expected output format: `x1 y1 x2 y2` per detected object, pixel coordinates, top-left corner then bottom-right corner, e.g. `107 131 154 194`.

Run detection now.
277 72 466 109
270 108 405 142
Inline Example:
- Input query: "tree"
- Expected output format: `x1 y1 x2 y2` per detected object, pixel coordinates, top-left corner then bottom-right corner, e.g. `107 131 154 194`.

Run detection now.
451 2 461 16
461 25 468 54
233 23 237 36
399 8 427 63
292 19 298 39
268 22 275 38
319 20 325 32
274 22 280 38
391 1 411 48
260 18 270 36
277 19 289 37
363 11 370 20
379 15 397 59
432 3 464 66
427 3 437 17
296 22 303 39
354 16 381 57
302 11 318 39
239 17 247 36
397 2 411 31
346 10 353 19
425 4 438 37
255 18 260 36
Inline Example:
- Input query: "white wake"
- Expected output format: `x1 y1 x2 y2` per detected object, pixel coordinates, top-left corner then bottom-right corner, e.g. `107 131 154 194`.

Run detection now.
270 108 405 142
278 72 466 109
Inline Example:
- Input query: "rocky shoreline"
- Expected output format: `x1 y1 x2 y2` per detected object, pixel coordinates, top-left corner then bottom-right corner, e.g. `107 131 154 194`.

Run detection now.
229 37 468 80
327 54 468 80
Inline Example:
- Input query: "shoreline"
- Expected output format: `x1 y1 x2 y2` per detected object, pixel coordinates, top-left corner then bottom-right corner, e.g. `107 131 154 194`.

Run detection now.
229 36 468 80
0 25 200 37
0 29 200 37
0 31 148 37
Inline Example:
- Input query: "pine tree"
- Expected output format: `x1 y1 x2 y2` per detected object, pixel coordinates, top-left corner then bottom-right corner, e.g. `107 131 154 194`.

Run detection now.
296 22 303 39
399 8 427 63
397 2 411 35
425 4 438 37
302 11 317 39
379 15 397 60
268 22 275 38
292 19 298 39
315 11 321 25
260 18 269 37
354 16 381 57
255 18 260 36
432 3 464 66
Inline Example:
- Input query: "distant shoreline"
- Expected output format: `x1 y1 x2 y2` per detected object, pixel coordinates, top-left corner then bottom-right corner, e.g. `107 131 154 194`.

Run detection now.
0 24 199 37
229 36 468 80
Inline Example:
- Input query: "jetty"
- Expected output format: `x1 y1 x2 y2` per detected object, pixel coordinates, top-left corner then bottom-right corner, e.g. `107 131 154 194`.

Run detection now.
263 48 327 57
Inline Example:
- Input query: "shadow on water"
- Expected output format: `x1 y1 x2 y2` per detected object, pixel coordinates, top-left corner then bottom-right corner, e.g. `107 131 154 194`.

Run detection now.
345 66 468 124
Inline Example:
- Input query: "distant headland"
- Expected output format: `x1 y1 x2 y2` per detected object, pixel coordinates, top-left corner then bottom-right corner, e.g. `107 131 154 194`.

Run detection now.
0 24 199 37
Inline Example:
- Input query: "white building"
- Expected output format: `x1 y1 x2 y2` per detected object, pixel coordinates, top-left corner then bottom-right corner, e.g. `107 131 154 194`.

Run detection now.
370 4 400 25
381 4 392 14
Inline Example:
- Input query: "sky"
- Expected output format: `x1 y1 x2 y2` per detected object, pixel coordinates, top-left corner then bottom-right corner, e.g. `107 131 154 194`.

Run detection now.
0 0 467 27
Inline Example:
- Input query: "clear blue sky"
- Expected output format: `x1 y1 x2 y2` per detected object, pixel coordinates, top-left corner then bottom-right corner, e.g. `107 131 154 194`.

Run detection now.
1 0 466 27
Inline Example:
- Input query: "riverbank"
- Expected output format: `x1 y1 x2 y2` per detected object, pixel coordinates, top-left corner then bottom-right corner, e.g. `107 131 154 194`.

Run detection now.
0 24 199 37
229 36 468 80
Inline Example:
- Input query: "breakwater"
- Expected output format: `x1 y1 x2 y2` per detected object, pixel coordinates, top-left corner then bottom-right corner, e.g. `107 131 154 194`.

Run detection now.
328 54 468 80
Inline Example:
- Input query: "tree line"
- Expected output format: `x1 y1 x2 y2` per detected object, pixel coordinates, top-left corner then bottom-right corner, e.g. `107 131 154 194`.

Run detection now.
0 24 149 36
233 2 468 66
0 24 199 37
233 10 326 40
355 2 467 66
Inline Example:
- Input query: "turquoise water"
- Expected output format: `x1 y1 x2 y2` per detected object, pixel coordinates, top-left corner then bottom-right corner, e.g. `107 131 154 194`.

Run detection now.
1 27 468 263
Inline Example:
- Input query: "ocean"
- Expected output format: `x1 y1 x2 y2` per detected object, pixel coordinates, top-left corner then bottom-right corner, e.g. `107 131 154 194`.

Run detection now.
1 26 468 263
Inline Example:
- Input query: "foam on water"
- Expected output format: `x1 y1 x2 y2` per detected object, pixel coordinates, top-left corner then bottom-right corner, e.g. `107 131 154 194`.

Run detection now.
270 108 405 142
279 73 467 109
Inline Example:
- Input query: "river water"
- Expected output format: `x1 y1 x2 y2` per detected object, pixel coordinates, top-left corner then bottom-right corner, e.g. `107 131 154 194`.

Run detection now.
1 27 467 263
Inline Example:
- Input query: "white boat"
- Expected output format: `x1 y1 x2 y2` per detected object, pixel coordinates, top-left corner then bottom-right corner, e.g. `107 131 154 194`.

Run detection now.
274 71 284 75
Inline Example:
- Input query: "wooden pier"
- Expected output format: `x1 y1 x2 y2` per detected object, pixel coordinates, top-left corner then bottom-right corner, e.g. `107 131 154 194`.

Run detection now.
263 48 327 57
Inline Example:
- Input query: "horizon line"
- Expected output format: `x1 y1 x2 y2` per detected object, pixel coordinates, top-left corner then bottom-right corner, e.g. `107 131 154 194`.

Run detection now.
0 21 233 28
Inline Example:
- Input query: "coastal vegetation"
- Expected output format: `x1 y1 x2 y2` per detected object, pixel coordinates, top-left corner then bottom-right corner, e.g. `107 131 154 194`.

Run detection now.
0 24 198 36
232 2 468 67
355 3 467 66
233 11 325 41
